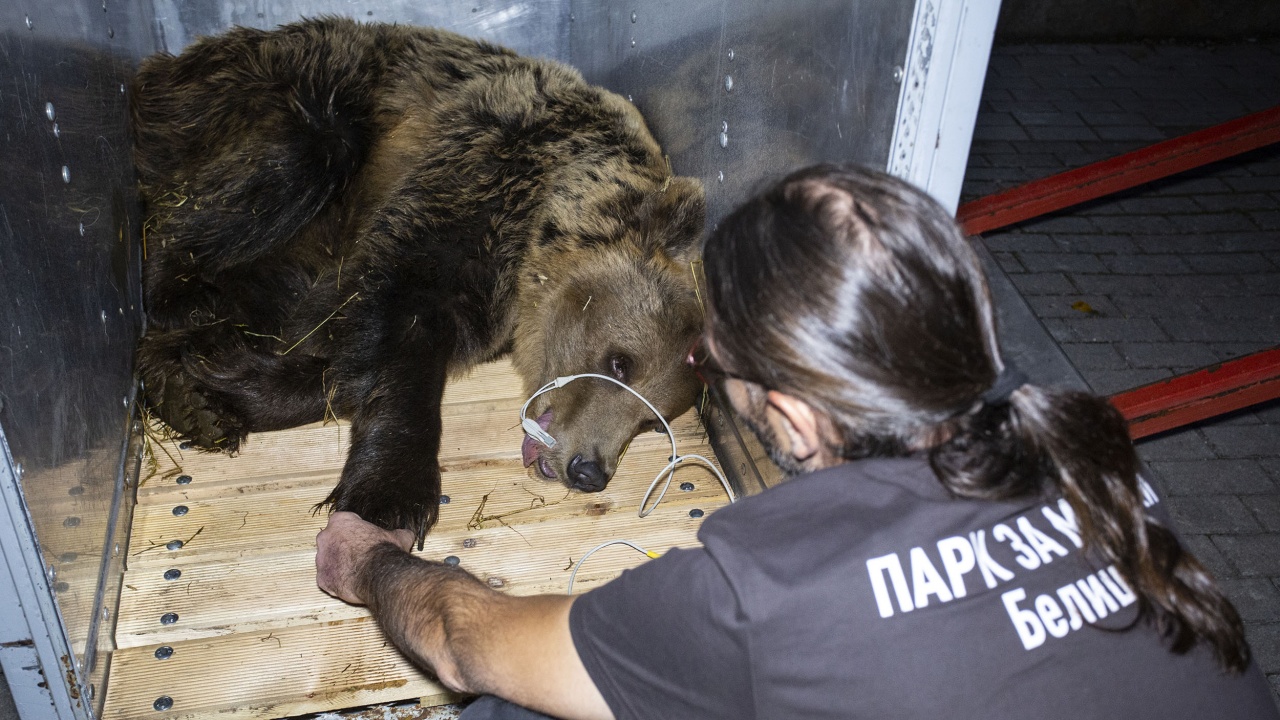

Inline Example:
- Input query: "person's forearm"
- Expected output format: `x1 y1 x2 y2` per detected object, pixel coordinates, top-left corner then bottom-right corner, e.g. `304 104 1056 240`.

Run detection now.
358 542 498 693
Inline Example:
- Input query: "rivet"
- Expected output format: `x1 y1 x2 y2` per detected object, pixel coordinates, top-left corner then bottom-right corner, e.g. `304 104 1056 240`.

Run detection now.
630 38 636 48
630 11 637 22
679 482 695 491
569 13 575 21
14 463 21 479
172 505 189 516
689 508 705 518
79 223 85 236
25 15 32 30
119 83 126 94
178 441 192 450
45 102 55 120
100 310 107 323
103 607 110 620
52 123 60 137
462 538 477 548
892 65 904 83
727 48 735 60
113 543 119 557
486 577 505 588
61 166 70 183
46 565 56 581
153 696 173 711
154 646 173 660
163 568 181 581
721 120 728 133
159 612 178 625
627 94 633 102
439 495 450 504
718 132 728 149
122 396 129 407
165 540 183 551
68 486 84 496
724 75 733 92
443 556 460 566
107 26 114 38
63 517 80 528
176 474 192 485
87 684 95 701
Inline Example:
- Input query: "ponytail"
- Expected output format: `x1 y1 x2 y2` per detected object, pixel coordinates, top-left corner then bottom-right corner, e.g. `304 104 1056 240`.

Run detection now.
930 386 1250 673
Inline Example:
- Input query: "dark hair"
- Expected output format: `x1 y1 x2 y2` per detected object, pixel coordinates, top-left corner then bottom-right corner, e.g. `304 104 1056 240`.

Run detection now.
703 164 1249 673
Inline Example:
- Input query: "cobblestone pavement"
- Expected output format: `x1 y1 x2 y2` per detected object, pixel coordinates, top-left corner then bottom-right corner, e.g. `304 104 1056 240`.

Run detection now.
963 41 1280 704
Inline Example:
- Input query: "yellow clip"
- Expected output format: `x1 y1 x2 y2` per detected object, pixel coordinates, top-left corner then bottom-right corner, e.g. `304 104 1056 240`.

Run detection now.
645 551 661 559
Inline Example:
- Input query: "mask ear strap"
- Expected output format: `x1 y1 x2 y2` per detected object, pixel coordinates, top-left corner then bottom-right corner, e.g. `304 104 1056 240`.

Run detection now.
521 417 556 448
519 381 560 448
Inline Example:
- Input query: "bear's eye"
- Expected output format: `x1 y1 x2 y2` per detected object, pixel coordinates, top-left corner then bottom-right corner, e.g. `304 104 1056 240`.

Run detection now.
607 354 631 383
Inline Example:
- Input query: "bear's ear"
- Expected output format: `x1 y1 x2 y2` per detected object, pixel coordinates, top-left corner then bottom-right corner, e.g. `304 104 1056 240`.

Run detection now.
656 176 706 260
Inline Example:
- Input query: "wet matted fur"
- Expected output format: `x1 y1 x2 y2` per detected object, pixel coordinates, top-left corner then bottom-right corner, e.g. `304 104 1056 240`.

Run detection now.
132 17 705 541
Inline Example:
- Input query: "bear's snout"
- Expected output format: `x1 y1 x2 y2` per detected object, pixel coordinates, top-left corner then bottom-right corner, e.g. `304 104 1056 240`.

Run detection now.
568 454 608 492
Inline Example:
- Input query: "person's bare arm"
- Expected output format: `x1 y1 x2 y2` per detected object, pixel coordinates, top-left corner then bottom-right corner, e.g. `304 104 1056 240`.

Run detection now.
316 512 613 720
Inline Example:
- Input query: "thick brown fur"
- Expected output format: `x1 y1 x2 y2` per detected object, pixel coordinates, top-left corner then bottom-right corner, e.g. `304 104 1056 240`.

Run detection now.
132 17 705 542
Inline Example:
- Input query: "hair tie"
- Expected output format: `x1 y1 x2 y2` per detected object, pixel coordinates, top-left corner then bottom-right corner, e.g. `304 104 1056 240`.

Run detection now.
982 361 1028 406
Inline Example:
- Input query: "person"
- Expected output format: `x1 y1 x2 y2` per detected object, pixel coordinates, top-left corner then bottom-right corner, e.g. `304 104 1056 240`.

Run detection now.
315 164 1279 719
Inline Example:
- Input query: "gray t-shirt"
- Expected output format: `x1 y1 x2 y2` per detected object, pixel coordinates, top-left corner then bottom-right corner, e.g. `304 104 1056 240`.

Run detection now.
569 455 1278 719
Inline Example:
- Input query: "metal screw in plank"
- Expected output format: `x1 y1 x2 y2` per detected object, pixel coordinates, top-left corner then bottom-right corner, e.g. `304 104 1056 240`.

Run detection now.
176 475 192 485
159 612 178 625
439 495 451 504
154 646 174 660
444 556 460 566
680 482 694 492
153 696 173 711
172 505 189 516
163 568 181 581
688 509 705 518
166 540 183 551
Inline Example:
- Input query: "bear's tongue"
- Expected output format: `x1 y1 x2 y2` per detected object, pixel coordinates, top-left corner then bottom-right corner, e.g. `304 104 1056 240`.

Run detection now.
521 410 554 467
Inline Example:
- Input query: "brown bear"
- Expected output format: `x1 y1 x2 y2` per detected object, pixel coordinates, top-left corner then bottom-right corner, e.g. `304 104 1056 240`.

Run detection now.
131 17 706 542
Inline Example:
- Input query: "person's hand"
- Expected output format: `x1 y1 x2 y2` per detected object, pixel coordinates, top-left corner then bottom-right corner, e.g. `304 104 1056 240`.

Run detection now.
316 511 416 605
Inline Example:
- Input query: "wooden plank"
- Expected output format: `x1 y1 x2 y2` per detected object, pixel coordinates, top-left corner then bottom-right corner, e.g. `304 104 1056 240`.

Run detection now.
108 360 732 720
117 460 727 647
103 617 455 720
957 105 1280 236
1110 346 1280 439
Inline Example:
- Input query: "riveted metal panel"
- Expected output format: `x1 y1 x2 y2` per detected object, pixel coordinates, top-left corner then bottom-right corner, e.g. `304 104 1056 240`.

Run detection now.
0 0 150 713
568 0 915 229
147 0 571 60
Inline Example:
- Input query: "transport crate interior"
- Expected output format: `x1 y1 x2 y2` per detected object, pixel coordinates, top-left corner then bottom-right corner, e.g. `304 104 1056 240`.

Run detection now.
0 0 1022 718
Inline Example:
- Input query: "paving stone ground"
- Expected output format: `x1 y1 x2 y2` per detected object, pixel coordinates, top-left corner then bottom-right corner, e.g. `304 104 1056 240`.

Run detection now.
964 40 1280 705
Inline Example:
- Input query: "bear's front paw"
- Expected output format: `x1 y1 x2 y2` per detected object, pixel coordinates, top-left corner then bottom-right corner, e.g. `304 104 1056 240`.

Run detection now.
319 469 441 550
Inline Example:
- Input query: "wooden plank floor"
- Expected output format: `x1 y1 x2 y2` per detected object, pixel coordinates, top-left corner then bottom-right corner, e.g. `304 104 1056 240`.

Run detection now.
103 361 730 720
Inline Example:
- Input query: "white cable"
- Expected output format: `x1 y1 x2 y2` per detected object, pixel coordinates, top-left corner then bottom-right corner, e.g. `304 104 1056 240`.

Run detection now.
637 453 736 518
566 540 659 595
518 373 735 516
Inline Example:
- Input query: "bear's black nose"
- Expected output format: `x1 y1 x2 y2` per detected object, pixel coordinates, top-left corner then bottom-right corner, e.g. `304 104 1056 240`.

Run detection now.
568 454 607 492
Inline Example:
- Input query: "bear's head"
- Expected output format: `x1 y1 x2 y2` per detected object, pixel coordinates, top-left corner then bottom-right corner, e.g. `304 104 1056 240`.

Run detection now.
513 176 706 493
